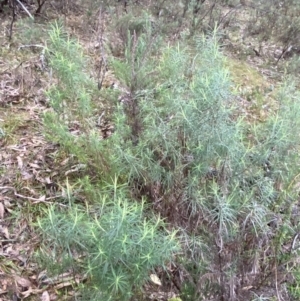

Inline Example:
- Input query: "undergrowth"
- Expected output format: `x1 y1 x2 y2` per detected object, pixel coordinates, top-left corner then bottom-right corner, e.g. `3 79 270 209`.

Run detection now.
39 20 300 301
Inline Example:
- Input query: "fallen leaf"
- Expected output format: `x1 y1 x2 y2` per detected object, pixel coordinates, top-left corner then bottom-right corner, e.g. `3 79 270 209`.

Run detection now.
4 199 12 208
21 171 33 180
0 203 4 219
150 274 162 286
20 288 44 298
15 276 32 288
17 156 23 169
41 291 50 301
38 195 46 202
54 281 75 289
0 226 9 239
29 163 40 169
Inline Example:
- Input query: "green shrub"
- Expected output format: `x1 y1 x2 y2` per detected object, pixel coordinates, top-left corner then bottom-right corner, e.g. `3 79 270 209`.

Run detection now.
43 21 111 177
40 19 300 300
38 184 178 301
39 21 178 300
109 28 300 299
109 29 245 226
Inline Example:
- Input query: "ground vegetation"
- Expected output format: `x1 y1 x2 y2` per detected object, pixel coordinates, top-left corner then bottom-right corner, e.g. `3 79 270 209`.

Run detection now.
1 1 300 301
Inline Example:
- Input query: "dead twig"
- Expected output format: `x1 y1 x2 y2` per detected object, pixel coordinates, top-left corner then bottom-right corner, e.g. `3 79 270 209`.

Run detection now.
97 8 107 90
16 0 34 20
0 186 67 207
8 0 16 40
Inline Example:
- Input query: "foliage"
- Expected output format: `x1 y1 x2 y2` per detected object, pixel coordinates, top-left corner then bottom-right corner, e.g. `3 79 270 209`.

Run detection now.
15 17 45 44
109 29 244 226
38 182 178 301
108 27 300 300
43 21 111 177
39 16 300 301
39 21 178 300
289 267 300 300
245 0 300 59
2 0 300 300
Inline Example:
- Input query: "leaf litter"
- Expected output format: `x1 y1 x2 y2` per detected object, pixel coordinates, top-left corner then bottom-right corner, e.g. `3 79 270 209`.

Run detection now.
0 13 79 301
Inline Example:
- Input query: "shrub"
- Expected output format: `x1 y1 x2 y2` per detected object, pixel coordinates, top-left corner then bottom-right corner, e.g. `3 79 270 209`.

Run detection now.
109 28 245 226
38 184 178 300
40 19 300 300
109 28 300 299
43 21 111 177
39 21 178 300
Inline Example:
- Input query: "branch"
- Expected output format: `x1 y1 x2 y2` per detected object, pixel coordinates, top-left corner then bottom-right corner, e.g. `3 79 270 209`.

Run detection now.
16 0 34 20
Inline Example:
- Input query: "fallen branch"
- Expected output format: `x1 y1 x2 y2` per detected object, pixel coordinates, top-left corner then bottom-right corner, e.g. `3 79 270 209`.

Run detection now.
16 0 34 20
0 186 67 207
